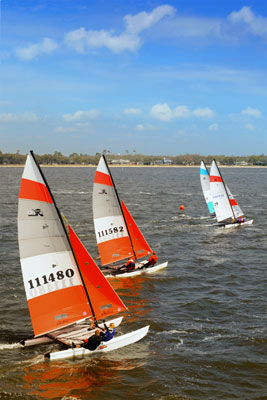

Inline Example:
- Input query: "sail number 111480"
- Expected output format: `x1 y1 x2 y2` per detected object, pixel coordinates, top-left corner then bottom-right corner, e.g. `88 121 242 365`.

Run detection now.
28 269 74 289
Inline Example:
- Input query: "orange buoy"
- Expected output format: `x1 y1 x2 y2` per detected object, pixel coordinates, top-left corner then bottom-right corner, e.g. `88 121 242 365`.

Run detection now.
179 204 185 211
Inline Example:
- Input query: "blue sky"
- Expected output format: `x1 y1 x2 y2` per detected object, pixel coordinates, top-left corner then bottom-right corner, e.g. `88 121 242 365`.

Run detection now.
1 0 266 156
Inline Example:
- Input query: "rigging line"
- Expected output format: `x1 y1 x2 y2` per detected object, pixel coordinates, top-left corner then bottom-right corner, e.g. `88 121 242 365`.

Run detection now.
29 150 97 323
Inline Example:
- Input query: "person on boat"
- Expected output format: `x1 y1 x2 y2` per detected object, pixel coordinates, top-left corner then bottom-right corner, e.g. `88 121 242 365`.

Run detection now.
141 251 158 269
78 329 104 350
119 257 135 271
102 322 116 342
237 216 246 224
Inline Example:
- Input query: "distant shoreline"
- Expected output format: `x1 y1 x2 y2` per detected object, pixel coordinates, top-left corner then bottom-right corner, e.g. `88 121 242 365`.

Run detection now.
1 164 266 168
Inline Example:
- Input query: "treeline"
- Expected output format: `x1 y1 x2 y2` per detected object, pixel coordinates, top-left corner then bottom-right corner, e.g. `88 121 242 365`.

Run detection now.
0 150 267 166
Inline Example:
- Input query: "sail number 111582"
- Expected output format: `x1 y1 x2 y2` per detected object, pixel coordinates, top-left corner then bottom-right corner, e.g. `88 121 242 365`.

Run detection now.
97 226 124 238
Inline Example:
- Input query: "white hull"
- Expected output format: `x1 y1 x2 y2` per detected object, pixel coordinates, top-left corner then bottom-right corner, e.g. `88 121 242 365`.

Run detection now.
104 262 168 278
45 325 149 361
20 316 124 347
220 219 253 229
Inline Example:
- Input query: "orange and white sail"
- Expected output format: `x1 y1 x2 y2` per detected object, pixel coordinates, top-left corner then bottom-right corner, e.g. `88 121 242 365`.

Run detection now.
92 155 134 266
68 224 127 320
18 152 92 337
121 200 152 259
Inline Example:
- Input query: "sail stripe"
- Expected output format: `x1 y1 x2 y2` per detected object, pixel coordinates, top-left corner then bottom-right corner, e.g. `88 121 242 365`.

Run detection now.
94 170 113 187
230 199 238 206
19 178 53 203
200 168 209 176
210 175 222 182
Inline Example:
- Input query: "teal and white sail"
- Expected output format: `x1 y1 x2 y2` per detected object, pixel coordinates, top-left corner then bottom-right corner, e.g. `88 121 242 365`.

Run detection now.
200 161 215 215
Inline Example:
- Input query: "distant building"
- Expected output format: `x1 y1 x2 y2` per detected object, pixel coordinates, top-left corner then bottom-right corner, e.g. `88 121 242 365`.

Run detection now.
153 158 173 165
234 161 248 166
110 159 131 164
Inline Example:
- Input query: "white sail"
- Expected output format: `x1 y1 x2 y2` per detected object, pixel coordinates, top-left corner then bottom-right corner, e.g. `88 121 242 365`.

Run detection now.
210 160 235 223
200 161 215 215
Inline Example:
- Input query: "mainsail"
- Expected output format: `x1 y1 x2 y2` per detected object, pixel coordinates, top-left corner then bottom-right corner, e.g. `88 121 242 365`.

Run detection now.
200 161 215 215
18 151 126 338
210 159 244 223
92 155 134 266
92 155 151 266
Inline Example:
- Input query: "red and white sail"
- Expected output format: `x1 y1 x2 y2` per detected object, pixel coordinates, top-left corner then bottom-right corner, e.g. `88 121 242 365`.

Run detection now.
18 152 92 337
92 156 134 266
210 159 244 223
121 200 152 259
68 224 127 319
225 185 244 220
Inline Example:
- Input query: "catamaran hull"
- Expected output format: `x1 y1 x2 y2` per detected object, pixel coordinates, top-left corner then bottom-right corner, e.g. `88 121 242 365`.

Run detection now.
220 219 253 229
104 262 168 278
45 325 149 361
20 316 124 347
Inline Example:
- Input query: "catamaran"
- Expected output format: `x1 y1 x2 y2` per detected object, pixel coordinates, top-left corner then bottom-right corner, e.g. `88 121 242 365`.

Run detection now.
210 159 253 228
92 155 168 277
200 160 215 216
17 151 149 360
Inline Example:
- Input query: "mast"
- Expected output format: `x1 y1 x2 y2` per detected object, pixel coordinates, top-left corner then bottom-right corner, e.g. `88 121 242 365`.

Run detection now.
30 151 97 322
213 159 235 220
102 154 137 260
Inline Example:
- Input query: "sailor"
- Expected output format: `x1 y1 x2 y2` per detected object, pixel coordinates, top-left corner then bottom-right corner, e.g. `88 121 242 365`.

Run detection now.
82 329 104 350
119 257 135 271
141 251 158 269
102 322 116 342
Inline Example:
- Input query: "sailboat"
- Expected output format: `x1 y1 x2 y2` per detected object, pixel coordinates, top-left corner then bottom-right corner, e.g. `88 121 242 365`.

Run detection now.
17 151 149 360
92 155 168 277
200 160 215 216
210 159 253 228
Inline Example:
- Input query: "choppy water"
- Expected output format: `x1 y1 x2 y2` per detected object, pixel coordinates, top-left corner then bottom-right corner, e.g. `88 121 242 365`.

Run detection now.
0 166 266 400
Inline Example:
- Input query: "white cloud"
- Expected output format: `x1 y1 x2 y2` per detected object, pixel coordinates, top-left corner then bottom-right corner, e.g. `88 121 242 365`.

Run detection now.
124 108 141 115
193 107 215 118
65 28 140 54
150 103 173 121
65 5 175 54
241 107 261 118
124 5 175 35
208 123 219 131
15 38 58 61
173 105 190 118
228 6 267 39
0 112 38 122
135 124 145 131
150 103 215 121
62 109 100 122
